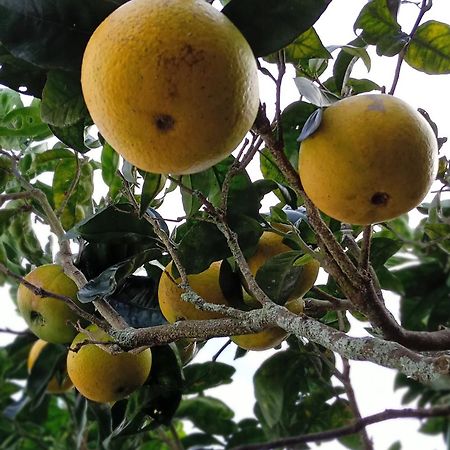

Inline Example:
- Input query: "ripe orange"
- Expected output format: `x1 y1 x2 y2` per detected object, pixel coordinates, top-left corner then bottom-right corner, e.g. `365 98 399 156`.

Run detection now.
81 0 259 175
67 325 152 403
299 94 438 225
158 262 230 323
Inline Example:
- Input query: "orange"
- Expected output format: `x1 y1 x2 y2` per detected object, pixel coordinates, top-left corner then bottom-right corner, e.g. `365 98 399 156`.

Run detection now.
299 94 438 225
158 261 230 323
17 264 81 344
81 0 259 175
67 325 152 403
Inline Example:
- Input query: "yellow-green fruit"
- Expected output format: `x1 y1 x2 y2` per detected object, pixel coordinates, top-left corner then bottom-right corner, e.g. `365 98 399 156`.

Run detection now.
27 339 73 394
299 94 438 225
158 262 230 323
81 0 259 175
246 231 320 302
233 230 319 351
231 298 304 351
67 325 152 403
17 264 81 344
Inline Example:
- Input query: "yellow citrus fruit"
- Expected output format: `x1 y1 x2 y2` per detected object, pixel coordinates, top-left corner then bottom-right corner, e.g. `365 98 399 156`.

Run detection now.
231 298 304 351
245 230 320 304
233 230 319 351
81 0 259 175
67 325 152 403
158 261 230 323
17 264 81 344
299 94 438 225
27 339 73 394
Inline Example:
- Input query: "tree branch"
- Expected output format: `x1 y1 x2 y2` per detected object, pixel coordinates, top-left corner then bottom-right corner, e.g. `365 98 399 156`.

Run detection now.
230 404 450 450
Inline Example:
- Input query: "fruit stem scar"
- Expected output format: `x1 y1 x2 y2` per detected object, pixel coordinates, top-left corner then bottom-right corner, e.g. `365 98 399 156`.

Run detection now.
154 114 175 132
371 192 390 206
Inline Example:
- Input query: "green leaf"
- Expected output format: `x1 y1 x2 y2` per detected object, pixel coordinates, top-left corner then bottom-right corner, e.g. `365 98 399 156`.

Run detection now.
267 27 331 64
0 101 51 148
0 0 127 72
77 247 162 303
72 203 159 243
50 118 95 154
0 43 47 97
41 70 89 127
26 342 67 405
182 433 223 449
176 396 236 436
331 37 369 94
280 100 318 168
223 0 331 57
181 169 215 217
254 348 327 431
183 362 236 394
369 236 403 267
124 345 183 429
108 275 165 328
405 21 450 74
175 215 262 275
255 250 304 305
101 143 122 198
346 78 381 94
354 0 402 49
140 172 165 217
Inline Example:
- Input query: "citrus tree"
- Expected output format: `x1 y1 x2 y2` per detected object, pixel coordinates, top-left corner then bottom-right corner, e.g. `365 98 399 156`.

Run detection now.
0 0 449 449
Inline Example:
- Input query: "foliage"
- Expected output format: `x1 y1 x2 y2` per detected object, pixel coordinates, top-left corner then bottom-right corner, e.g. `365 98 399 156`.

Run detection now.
0 0 449 449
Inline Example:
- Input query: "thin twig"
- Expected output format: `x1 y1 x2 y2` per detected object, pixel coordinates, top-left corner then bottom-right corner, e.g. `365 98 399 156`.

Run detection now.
359 225 373 270
230 405 450 450
0 262 106 329
212 339 232 362
389 0 432 94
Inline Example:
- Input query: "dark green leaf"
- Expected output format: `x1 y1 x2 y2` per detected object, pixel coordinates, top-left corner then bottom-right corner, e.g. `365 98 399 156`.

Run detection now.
183 362 236 394
176 396 236 436
405 21 450 74
108 275 165 328
41 70 88 127
128 345 182 428
280 100 318 168
369 236 403 267
182 433 223 449
181 170 216 217
50 118 94 154
223 0 331 56
26 342 67 405
77 248 162 303
0 0 127 71
175 215 262 275
72 203 159 243
0 43 47 97
255 250 304 305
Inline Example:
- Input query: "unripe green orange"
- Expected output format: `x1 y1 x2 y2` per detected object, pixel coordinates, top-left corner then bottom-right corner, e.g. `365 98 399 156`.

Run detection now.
17 264 81 344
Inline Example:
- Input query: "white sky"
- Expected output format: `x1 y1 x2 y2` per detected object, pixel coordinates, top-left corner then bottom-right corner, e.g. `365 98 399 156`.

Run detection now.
1 0 449 448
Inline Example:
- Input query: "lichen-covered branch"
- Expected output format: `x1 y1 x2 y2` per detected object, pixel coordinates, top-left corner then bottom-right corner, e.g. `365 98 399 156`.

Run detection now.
230 404 450 450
